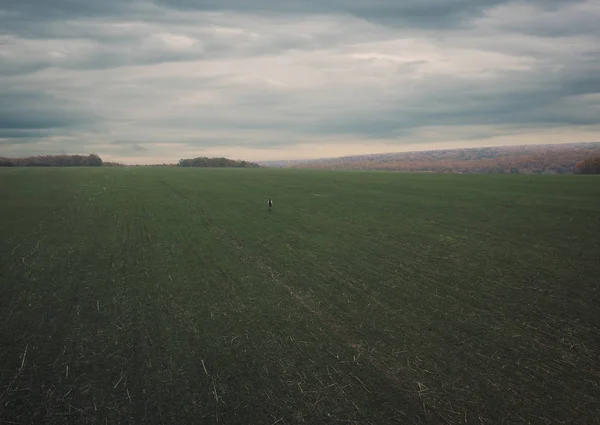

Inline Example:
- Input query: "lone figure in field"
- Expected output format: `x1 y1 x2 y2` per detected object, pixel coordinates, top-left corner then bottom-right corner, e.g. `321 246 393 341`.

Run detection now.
268 198 273 211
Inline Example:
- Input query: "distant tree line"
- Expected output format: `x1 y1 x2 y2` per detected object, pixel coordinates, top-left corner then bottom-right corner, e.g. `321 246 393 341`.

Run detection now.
574 157 600 174
0 154 261 168
0 154 103 167
103 161 127 167
178 157 261 168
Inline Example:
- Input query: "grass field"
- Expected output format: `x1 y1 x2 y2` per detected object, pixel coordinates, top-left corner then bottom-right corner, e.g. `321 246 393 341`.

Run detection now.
0 167 599 424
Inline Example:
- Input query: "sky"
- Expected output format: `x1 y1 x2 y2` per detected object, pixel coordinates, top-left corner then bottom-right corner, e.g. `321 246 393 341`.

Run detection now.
1 0 599 164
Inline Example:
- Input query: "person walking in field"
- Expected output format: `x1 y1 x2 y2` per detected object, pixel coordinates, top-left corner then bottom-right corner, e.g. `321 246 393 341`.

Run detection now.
268 198 273 211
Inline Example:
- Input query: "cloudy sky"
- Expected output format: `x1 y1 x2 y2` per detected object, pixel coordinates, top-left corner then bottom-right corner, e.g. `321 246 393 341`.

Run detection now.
1 0 599 164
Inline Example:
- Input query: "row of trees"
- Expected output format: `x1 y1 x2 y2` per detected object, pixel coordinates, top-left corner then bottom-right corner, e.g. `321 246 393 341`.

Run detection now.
0 155 261 168
574 157 600 174
178 157 260 168
103 161 127 167
0 154 103 167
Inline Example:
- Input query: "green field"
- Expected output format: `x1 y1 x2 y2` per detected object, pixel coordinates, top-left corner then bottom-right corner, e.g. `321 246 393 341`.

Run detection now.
1 168 598 424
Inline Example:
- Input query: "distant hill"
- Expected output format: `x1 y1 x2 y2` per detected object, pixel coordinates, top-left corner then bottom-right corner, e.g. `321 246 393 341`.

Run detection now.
260 142 600 174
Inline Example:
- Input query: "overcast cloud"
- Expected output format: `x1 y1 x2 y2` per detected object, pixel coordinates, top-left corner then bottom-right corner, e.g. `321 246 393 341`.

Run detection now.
1 0 599 163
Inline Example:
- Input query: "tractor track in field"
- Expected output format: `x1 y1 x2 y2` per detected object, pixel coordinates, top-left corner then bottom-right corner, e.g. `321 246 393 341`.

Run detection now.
159 178 443 424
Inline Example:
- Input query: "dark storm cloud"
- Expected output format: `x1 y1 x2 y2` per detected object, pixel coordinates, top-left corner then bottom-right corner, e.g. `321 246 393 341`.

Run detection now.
150 0 589 29
0 130 51 140
0 0 133 21
1 0 591 36
1 0 595 73
151 0 505 26
0 90 94 130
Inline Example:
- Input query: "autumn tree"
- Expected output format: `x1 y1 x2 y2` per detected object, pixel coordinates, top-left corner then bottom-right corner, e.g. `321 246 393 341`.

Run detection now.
575 157 600 174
